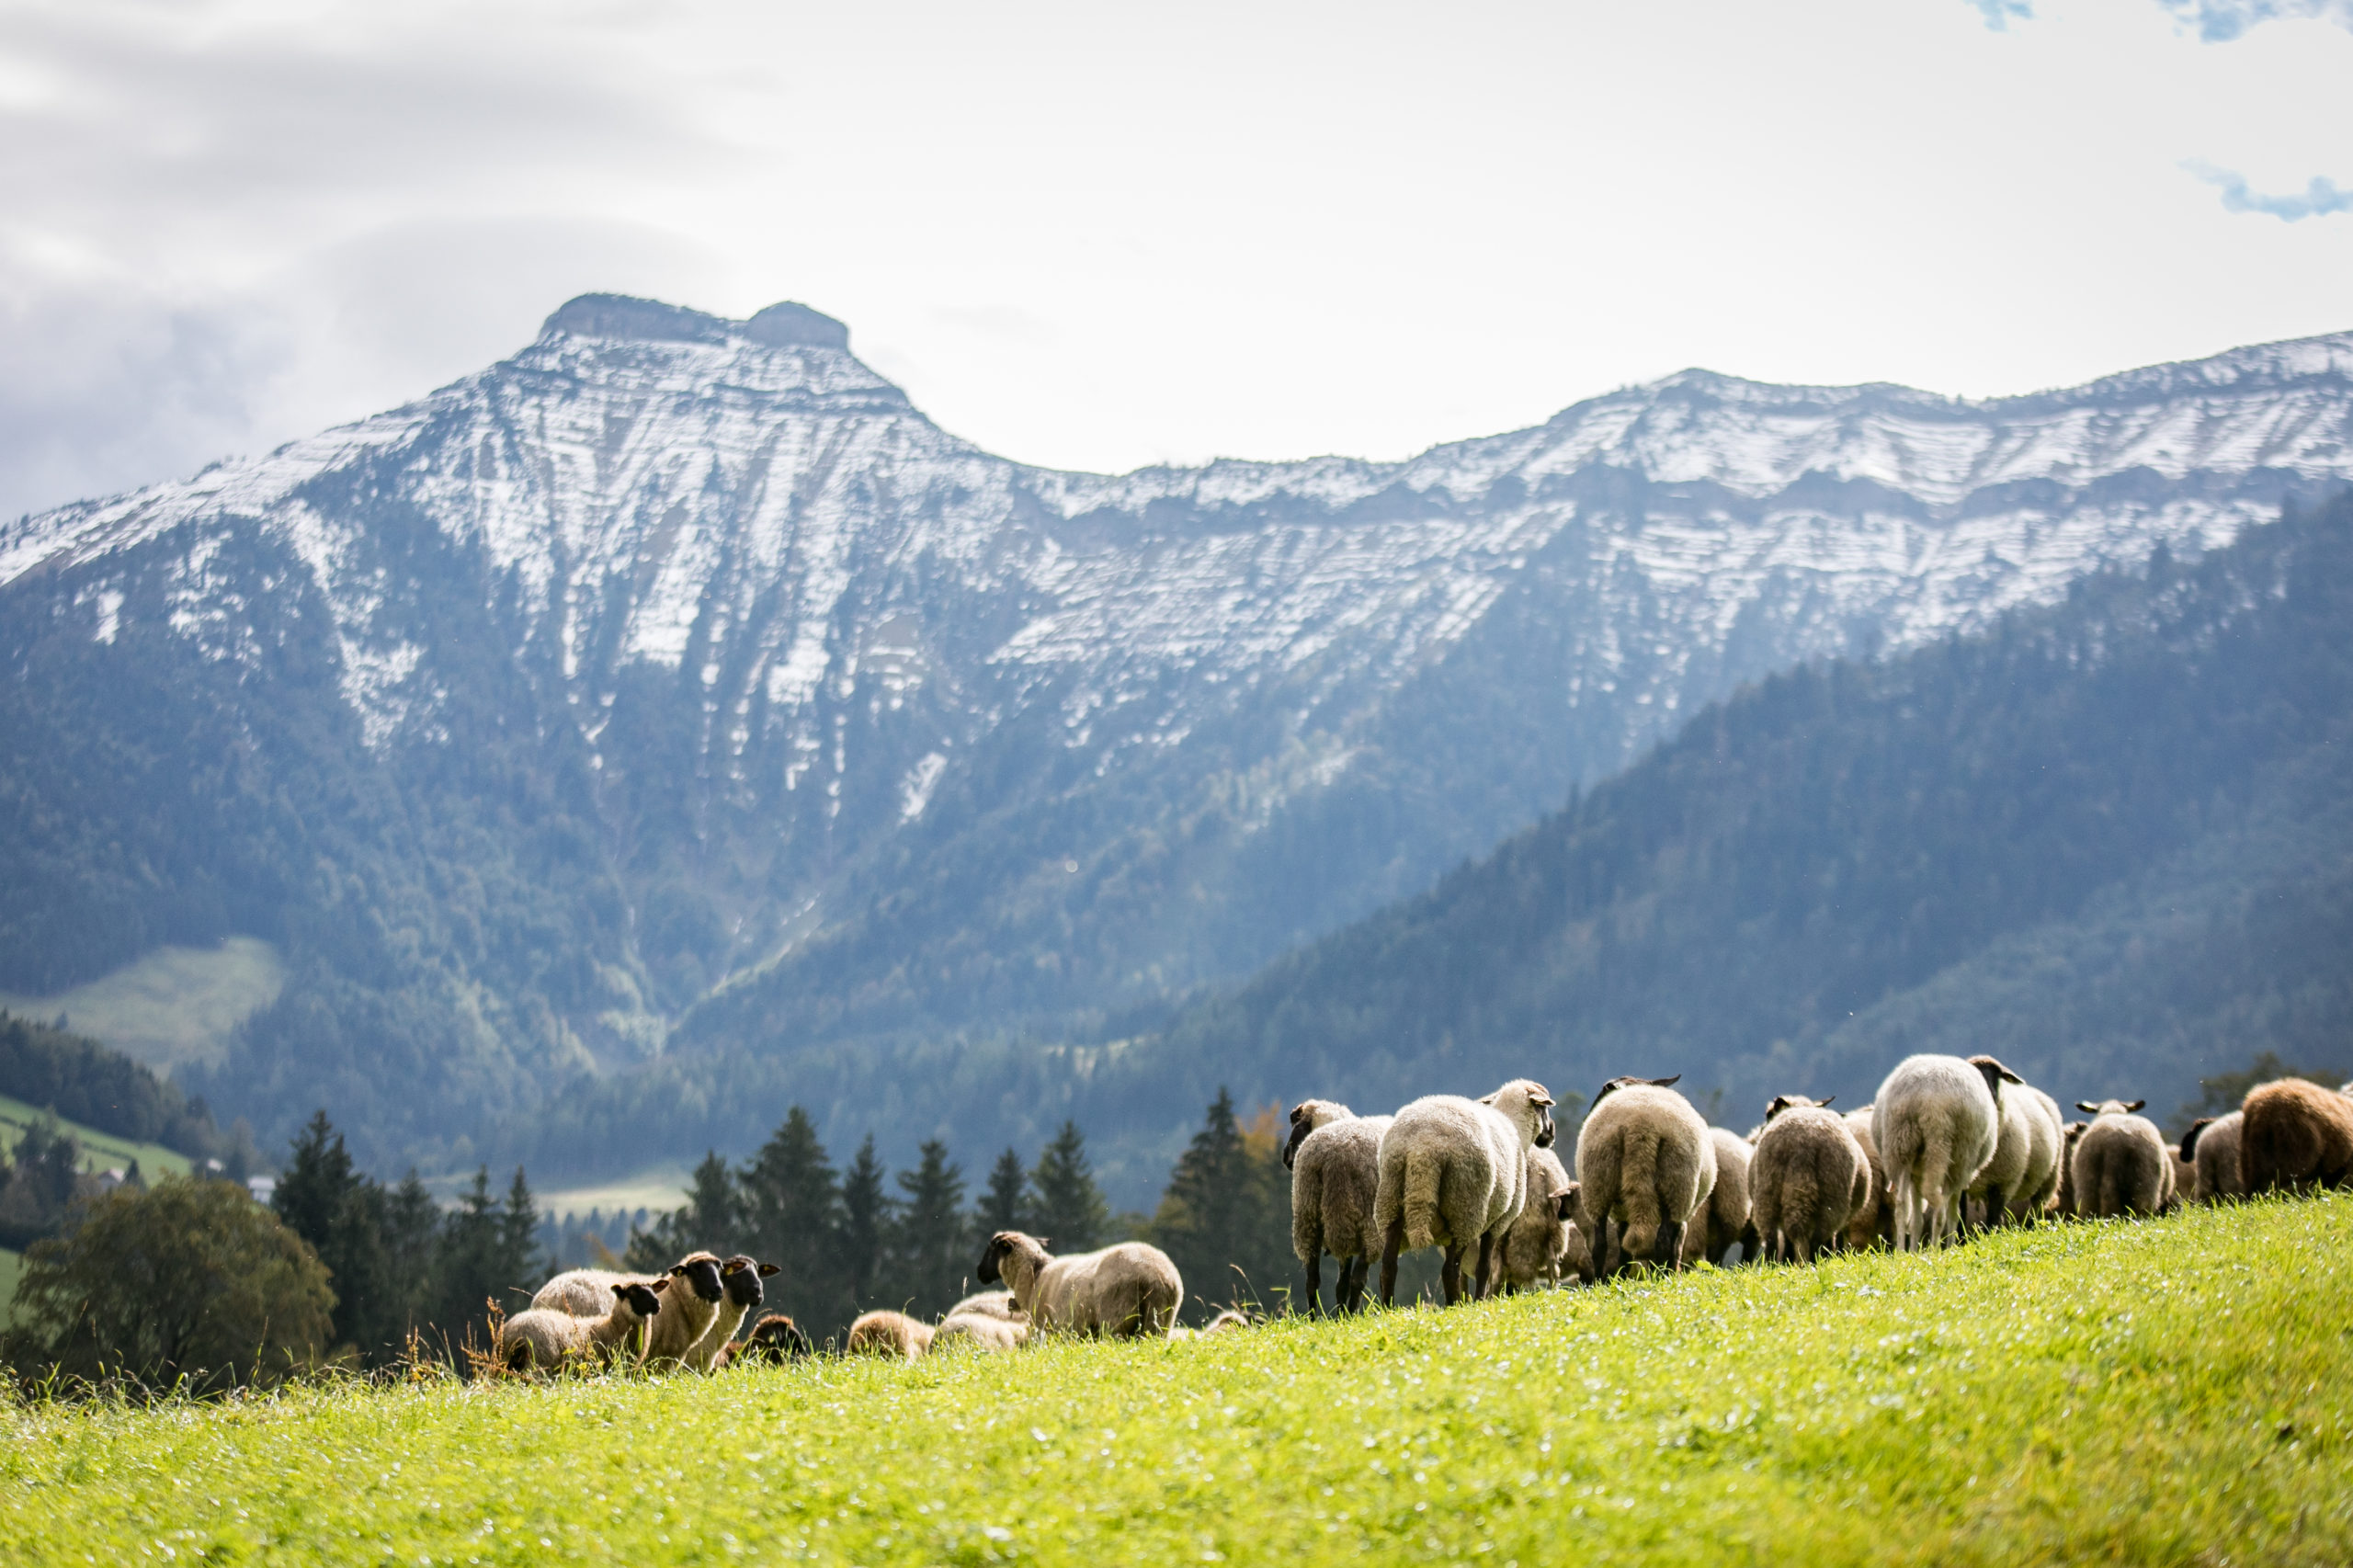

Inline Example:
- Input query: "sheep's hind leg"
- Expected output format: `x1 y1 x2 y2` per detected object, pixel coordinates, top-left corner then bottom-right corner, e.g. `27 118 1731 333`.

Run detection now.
1304 1250 1324 1316
1472 1233 1497 1301
1654 1220 1684 1270
1379 1217 1405 1306
1337 1255 1368 1313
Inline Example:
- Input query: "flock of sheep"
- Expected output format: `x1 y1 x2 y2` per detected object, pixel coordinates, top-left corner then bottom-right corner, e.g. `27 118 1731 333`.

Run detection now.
492 1053 2353 1369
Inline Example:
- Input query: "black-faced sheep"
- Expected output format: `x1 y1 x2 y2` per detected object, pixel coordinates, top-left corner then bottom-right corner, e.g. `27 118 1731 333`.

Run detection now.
1373 1079 1558 1306
1680 1127 1758 1266
1748 1095 1870 1265
1284 1100 1395 1315
1871 1053 2021 1249
1965 1078 2063 1231
684 1255 779 1372
1571 1075 1716 1278
1492 1146 1577 1292
714 1312 813 1368
2239 1079 2353 1193
532 1253 730 1368
944 1289 1024 1322
497 1279 666 1374
2071 1099 2171 1217
1842 1107 1893 1250
976 1231 1185 1337
2182 1111 2245 1203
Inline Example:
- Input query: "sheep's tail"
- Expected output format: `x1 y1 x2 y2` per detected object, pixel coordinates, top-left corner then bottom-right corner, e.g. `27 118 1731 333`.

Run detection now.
1401 1149 1444 1251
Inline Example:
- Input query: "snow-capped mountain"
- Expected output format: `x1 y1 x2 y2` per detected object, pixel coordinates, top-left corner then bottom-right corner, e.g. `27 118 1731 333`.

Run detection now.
4 293 2348 1171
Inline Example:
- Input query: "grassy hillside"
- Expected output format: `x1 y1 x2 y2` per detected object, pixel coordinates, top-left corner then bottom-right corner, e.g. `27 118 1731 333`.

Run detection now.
6 1198 2349 1565
0 1248 18 1323
0 1096 192 1182
0 936 285 1073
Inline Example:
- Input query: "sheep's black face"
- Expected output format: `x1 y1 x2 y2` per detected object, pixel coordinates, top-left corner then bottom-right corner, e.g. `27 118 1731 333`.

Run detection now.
1533 1108 1556 1149
675 1257 726 1302
616 1283 664 1319
976 1234 1009 1285
1281 1116 1315 1171
722 1256 776 1309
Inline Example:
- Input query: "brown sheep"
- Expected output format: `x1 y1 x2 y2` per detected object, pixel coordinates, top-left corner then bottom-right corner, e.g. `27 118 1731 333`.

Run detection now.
2239 1079 2353 1194
846 1310 934 1359
2071 1099 2171 1217
2182 1111 2244 1203
1748 1095 1870 1265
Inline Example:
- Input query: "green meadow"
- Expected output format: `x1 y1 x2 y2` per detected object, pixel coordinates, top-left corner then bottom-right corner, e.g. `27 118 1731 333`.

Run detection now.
6 1197 2349 1566
0 1095 195 1184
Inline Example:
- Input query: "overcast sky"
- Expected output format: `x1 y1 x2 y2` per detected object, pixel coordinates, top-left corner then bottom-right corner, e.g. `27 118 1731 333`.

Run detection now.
3 0 2349 521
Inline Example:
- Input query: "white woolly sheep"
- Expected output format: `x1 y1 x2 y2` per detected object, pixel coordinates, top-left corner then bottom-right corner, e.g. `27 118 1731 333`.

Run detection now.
1571 1075 1716 1278
1842 1107 1893 1250
1284 1100 1396 1315
2071 1098 2171 1217
2239 1079 2353 1194
846 1310 934 1359
497 1279 667 1374
1748 1095 1870 1265
684 1255 779 1372
943 1289 1024 1322
1680 1127 1759 1267
976 1231 1185 1337
934 1312 1028 1352
1374 1078 1559 1305
2182 1110 2244 1203
1871 1053 2022 1249
1966 1079 2063 1231
532 1252 731 1368
1493 1146 1577 1292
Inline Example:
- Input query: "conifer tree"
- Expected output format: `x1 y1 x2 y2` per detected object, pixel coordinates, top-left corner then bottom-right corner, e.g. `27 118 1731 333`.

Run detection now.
271 1111 391 1354
838 1134 892 1311
1149 1091 1296 1318
1027 1120 1108 1252
738 1107 849 1334
889 1139 970 1312
977 1147 1028 1235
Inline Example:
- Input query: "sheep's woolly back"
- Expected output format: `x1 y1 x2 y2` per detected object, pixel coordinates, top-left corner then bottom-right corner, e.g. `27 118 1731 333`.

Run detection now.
1573 1083 1715 1268
533 1253 728 1367
944 1290 1025 1323
2188 1111 2245 1203
1872 1055 2002 1248
1681 1129 1754 1266
846 1311 934 1359
1842 1108 1891 1250
935 1313 1028 1352
1290 1113 1392 1267
2004 1088 2066 1221
2071 1102 2171 1217
983 1232 1185 1337
1968 1083 2042 1208
2239 1079 2353 1194
1749 1108 1868 1264
1495 1147 1575 1290
1374 1084 1551 1256
496 1285 659 1374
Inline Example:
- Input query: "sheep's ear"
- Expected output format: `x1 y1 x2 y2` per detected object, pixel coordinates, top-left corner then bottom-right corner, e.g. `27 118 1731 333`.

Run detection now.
2076 1102 2099 1114
1478 1092 1497 1106
2124 1099 2145 1113
611 1282 628 1298
759 1263 779 1277
1529 1091 1554 1108
1817 1094 1835 1109
652 1277 671 1292
1645 1074 1682 1088
1766 1096 1791 1120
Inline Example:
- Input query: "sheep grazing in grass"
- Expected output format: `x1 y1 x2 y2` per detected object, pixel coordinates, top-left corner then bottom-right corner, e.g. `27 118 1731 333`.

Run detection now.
977 1231 1185 1337
1872 1053 2021 1249
1374 1079 1558 1306
2003 1087 2067 1225
1681 1127 1759 1267
935 1312 1028 1352
2071 1099 2172 1217
2239 1079 2353 1194
533 1252 730 1367
1748 1096 1870 1265
714 1312 813 1368
684 1256 779 1372
1965 1079 2063 1232
846 1310 934 1359
1493 1147 1578 1292
2183 1111 2245 1203
1571 1075 1716 1278
497 1279 667 1374
1201 1308 1254 1334
1842 1108 1893 1250
1285 1100 1396 1315
944 1289 1024 1322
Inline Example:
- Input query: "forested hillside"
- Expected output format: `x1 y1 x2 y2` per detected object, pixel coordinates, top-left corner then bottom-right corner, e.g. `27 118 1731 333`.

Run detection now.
1104 493 2353 1136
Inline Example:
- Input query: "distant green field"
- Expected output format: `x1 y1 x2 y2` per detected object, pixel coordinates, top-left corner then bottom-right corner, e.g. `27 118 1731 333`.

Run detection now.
0 1247 19 1324
0 1095 193 1182
0 935 284 1073
6 1196 2350 1565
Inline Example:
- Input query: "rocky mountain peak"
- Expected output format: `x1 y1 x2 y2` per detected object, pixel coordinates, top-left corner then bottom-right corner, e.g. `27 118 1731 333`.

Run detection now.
537 292 852 353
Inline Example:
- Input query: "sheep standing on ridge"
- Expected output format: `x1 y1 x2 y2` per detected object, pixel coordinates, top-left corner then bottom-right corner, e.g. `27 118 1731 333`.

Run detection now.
1373 1079 1558 1305
1842 1108 1892 1250
977 1231 1185 1337
1284 1099 1395 1315
1571 1075 1716 1278
2182 1111 2245 1203
497 1280 666 1374
1747 1095 1870 1265
2239 1079 2353 1194
685 1256 779 1372
846 1310 934 1359
2071 1099 2172 1217
1872 1054 2021 1249
1493 1146 1578 1292
1680 1128 1758 1267
532 1252 730 1368
1966 1077 2062 1232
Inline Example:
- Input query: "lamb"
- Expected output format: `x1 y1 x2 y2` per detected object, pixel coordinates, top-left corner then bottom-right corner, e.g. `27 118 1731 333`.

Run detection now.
1871 1053 2021 1249
943 1289 1024 1323
531 1252 730 1368
1841 1108 1893 1250
1284 1100 1396 1315
713 1312 814 1368
976 1231 1185 1337
1492 1147 1577 1292
496 1279 666 1374
846 1310 934 1359
934 1312 1029 1352
684 1255 779 1372
1965 1078 2063 1231
1373 1079 1558 1305
2239 1079 2353 1194
1747 1095 1870 1265
1680 1127 1758 1267
2182 1111 2245 1203
1571 1075 1716 1278
2070 1099 2172 1217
